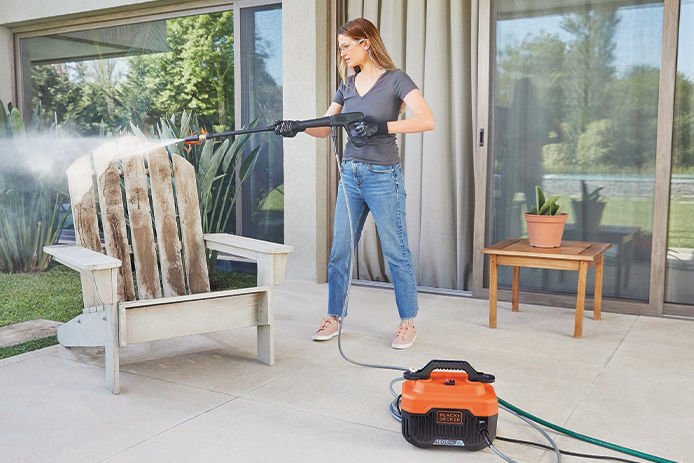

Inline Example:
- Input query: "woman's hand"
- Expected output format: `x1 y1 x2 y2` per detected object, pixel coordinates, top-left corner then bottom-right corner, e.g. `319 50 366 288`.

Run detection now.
354 117 389 138
274 120 302 138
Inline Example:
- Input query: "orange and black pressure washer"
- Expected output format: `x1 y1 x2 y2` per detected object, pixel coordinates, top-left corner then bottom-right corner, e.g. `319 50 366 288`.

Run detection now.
399 360 498 451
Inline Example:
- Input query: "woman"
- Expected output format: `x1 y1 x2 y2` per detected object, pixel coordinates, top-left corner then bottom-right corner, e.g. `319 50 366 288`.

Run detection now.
275 18 434 349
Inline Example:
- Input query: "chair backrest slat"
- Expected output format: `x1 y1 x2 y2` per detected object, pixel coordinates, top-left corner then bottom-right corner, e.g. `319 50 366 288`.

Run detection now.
147 148 187 297
66 140 211 302
93 156 136 302
172 155 210 294
66 155 104 308
122 156 162 300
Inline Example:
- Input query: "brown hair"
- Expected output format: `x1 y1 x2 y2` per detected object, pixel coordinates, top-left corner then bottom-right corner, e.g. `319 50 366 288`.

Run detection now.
337 18 397 82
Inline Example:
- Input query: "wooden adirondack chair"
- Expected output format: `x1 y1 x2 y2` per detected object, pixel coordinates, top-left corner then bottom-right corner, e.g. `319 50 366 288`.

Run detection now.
44 139 292 394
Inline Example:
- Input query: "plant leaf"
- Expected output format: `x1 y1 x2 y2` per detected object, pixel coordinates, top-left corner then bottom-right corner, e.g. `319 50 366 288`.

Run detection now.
9 108 25 135
535 185 545 211
239 146 261 183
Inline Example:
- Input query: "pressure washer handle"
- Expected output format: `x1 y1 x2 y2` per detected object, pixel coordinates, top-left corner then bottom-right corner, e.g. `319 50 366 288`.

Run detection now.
404 360 495 383
292 112 364 130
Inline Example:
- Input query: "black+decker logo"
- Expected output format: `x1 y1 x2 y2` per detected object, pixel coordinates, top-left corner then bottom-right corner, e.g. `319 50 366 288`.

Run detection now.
436 410 463 424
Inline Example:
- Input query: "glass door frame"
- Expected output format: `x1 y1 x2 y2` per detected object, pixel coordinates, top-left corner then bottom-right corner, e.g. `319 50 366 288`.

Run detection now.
472 0 685 318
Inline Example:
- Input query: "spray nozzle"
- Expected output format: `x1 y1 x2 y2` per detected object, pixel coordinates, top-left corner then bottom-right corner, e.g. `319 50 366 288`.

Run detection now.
183 128 209 145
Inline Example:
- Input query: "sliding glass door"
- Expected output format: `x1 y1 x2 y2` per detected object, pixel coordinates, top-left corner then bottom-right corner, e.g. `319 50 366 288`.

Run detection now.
666 0 694 306
487 0 664 300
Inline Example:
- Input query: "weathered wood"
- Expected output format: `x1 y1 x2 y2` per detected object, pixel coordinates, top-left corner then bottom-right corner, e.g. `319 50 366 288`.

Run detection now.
257 287 274 366
66 155 102 308
66 155 101 252
120 288 269 345
172 155 209 294
55 142 293 393
204 233 293 286
147 148 186 297
122 155 162 300
93 154 136 302
44 245 121 272
101 268 120 394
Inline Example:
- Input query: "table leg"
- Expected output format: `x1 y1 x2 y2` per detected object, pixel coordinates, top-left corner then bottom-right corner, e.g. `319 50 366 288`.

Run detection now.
594 255 603 320
512 266 519 312
489 255 498 329
574 261 588 338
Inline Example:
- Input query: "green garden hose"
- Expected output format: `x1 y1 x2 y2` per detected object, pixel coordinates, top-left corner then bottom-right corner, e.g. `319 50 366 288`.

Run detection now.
498 397 678 463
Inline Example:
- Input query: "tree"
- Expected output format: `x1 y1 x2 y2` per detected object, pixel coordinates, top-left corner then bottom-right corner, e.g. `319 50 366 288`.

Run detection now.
140 11 235 131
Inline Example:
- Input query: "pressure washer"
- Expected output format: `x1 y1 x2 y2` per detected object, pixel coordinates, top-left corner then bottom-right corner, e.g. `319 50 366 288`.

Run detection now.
184 113 677 463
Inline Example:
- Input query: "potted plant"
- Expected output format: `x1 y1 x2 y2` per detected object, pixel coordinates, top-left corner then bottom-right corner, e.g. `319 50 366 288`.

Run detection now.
524 185 567 248
571 180 606 240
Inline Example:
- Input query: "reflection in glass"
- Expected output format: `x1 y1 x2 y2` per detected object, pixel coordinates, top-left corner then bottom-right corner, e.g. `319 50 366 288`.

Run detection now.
489 1 664 300
240 5 283 243
21 13 235 134
665 0 694 305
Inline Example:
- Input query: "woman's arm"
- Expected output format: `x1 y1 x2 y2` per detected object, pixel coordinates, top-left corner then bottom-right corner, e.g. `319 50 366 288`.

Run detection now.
386 89 434 134
305 102 343 138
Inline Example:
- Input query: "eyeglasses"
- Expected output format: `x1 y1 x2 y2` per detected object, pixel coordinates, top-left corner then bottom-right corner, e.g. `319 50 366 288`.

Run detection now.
338 39 364 53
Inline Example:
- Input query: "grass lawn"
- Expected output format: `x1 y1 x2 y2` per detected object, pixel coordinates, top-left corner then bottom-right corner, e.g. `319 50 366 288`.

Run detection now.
0 262 256 359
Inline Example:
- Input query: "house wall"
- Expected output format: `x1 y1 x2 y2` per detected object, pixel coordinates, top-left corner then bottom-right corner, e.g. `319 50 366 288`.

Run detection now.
0 0 182 26
282 0 331 282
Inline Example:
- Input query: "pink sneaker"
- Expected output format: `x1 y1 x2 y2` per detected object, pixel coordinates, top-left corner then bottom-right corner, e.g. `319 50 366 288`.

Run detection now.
312 316 341 341
392 323 416 349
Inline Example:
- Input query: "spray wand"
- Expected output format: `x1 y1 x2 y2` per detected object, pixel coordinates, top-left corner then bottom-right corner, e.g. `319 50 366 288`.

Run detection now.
183 112 366 145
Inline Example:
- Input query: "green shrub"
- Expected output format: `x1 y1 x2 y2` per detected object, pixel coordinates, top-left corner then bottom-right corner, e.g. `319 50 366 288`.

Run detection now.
0 101 70 273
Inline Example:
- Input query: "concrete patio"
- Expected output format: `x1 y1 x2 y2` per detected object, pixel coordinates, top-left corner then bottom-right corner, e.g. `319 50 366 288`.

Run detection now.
0 279 691 463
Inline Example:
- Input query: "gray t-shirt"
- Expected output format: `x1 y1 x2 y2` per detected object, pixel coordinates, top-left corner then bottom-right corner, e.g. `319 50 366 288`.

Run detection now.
333 69 418 165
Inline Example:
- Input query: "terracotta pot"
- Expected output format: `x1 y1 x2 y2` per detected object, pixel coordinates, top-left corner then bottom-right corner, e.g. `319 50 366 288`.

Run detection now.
524 213 568 248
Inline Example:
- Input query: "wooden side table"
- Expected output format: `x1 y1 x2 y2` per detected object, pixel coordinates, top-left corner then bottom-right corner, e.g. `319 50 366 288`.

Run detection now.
482 238 611 338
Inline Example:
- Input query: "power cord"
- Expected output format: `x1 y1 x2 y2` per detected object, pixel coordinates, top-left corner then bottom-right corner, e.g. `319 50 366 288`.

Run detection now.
494 436 645 463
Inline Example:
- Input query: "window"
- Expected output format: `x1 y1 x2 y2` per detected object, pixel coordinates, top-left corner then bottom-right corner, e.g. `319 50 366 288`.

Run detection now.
20 12 234 134
488 1 664 300
239 4 283 243
18 4 284 243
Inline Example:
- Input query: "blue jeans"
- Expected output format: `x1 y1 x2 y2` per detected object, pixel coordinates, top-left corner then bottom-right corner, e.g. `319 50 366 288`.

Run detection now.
328 161 418 320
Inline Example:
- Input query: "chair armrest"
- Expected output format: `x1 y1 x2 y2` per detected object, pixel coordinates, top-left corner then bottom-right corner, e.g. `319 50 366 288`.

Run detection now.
204 233 293 286
44 245 122 273
203 233 293 260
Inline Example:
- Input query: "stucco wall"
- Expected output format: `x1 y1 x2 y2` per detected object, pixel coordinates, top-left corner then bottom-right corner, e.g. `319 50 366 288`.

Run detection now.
0 27 12 105
0 0 182 26
282 0 331 282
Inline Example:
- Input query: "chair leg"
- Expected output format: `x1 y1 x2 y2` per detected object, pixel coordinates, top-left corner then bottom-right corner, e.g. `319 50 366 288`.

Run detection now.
257 290 274 365
257 325 274 366
104 303 120 394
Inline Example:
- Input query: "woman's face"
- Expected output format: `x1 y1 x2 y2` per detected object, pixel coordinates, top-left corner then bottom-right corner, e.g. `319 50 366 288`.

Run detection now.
337 33 366 68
